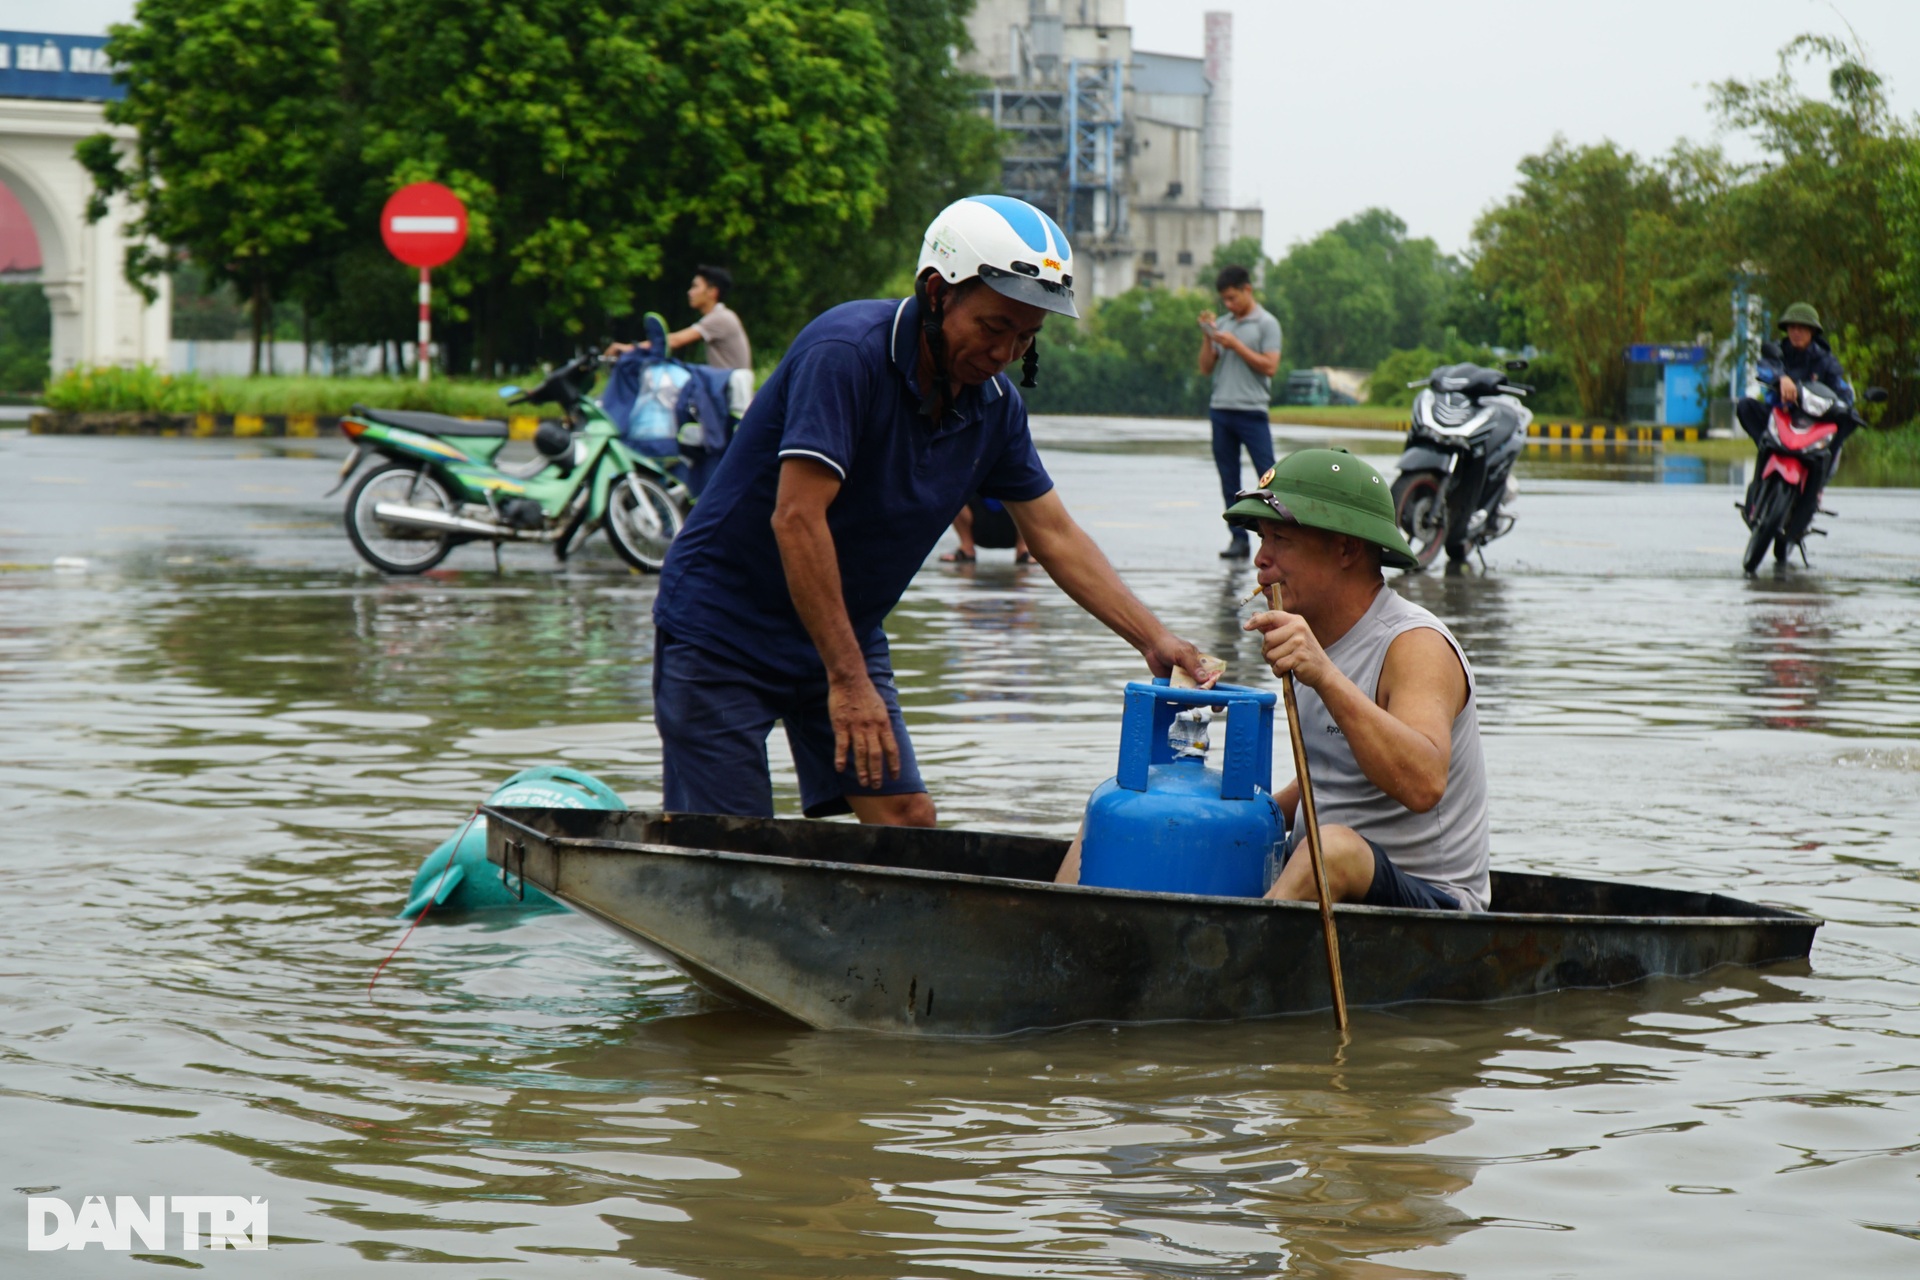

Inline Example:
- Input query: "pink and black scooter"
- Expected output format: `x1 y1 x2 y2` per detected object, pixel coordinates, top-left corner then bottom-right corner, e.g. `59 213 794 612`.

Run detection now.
1740 343 1886 574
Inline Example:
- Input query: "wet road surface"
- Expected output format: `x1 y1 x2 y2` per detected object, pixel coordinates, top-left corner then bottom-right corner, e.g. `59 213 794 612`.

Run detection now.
3 419 1919 1275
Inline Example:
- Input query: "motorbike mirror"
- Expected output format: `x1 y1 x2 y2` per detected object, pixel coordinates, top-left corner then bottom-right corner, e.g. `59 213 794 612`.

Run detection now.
1405 379 1427 389
1864 386 1889 404
1760 341 1782 360
1504 359 1529 372
497 385 522 399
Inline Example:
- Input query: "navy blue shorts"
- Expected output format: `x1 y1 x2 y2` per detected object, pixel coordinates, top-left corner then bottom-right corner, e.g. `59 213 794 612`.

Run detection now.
652 629 926 818
1283 834 1462 910
1360 838 1462 910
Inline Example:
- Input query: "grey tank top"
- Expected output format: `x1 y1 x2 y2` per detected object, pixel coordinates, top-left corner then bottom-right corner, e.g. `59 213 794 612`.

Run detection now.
1286 585 1491 910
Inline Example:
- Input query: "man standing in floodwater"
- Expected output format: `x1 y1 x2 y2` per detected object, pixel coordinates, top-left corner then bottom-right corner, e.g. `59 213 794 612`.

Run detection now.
651 195 1214 826
1199 263 1282 561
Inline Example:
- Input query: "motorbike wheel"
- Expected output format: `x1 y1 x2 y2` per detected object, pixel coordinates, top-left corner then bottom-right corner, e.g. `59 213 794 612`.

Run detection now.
1742 477 1791 575
605 471 685 573
1390 472 1447 571
346 463 455 575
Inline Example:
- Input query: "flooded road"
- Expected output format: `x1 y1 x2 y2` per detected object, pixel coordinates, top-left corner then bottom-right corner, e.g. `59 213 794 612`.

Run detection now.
4 419 1919 1276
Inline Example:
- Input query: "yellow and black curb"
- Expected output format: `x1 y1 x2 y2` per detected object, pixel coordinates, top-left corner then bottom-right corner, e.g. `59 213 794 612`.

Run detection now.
1367 418 1709 444
28 411 551 440
1526 422 1706 443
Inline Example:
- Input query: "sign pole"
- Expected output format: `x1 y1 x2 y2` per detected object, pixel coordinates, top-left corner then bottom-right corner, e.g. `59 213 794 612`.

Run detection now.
381 182 467 383
417 268 431 384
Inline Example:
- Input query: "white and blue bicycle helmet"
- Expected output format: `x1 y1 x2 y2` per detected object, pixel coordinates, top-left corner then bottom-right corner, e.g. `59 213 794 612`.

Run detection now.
917 195 1078 320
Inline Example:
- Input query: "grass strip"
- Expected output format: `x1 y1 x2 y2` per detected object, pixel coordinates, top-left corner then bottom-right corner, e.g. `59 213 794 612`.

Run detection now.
45 366 517 418
1268 405 1410 431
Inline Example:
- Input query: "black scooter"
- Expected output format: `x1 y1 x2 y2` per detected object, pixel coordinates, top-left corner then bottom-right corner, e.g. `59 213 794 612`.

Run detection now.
1392 360 1533 570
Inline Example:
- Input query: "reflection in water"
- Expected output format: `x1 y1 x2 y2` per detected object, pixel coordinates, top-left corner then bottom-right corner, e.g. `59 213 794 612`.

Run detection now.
1517 442 1745 487
1742 582 1839 732
4 437 1920 1274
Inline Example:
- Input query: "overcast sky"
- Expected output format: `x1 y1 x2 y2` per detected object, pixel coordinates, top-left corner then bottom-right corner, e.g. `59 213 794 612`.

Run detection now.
1130 0 1920 254
11 0 1919 258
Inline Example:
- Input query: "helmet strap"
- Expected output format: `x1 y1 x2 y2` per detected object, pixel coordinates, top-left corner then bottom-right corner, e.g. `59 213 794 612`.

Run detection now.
915 270 952 423
1020 337 1039 389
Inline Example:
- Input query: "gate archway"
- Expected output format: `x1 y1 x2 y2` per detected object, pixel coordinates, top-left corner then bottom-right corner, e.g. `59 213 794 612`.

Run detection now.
0 94 170 373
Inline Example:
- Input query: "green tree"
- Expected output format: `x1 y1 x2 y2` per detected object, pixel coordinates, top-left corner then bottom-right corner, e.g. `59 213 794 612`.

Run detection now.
0 283 50 393
351 0 897 367
169 262 248 341
1265 232 1393 367
1264 209 1459 368
79 0 346 374
1367 341 1581 416
1096 286 1213 400
1206 235 1268 284
1368 343 1492 409
1021 286 1212 416
347 0 677 371
1329 208 1462 352
793 0 1001 335
1470 139 1728 418
1715 35 1920 423
89 0 987 374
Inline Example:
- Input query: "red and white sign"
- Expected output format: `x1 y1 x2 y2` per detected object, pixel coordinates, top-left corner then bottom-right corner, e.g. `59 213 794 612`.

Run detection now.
380 182 467 268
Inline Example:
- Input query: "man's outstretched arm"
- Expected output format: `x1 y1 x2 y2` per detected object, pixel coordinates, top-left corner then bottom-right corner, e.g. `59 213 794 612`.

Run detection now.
1005 489 1213 683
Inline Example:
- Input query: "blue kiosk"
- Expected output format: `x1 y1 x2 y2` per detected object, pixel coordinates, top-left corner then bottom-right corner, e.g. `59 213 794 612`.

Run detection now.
1625 343 1709 426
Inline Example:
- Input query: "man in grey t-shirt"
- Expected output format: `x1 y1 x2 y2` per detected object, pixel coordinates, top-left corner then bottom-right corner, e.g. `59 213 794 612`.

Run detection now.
689 271 752 372
1198 264 1282 559
608 265 754 376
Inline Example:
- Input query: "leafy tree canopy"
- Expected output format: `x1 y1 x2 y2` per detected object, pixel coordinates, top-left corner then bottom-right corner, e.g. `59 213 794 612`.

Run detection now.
1206 236 1268 284
1469 138 1727 418
1711 33 1920 422
1466 33 1920 422
79 0 346 372
1264 209 1463 369
85 0 997 374
1021 285 1213 417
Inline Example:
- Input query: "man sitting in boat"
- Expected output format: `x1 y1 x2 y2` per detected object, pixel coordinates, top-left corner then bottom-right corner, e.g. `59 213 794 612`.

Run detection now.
1233 449 1492 911
650 195 1214 825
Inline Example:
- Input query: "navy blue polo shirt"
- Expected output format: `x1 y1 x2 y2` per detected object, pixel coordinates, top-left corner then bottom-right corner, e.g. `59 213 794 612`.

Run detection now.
653 296 1055 675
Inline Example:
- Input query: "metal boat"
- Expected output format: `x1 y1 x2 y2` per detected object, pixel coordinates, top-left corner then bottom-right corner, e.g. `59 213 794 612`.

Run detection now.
483 806 1821 1038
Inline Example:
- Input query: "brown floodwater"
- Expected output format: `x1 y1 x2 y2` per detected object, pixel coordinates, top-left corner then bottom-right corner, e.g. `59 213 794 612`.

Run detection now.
3 421 1919 1275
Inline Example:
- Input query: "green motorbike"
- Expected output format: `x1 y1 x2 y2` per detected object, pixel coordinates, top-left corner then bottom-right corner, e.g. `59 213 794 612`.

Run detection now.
332 352 688 574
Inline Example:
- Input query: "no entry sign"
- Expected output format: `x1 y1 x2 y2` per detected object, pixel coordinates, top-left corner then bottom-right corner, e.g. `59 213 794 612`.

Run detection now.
380 182 467 268
380 183 467 382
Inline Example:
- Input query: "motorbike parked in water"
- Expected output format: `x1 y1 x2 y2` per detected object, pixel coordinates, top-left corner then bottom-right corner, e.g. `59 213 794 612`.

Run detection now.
1738 341 1887 574
1391 360 1534 569
331 350 690 575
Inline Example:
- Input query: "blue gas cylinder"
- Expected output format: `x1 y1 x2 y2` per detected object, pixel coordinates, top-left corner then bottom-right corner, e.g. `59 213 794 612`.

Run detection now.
1078 680 1284 897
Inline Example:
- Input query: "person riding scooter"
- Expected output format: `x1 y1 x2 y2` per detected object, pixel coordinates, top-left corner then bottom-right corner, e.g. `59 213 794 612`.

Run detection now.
1736 302 1855 521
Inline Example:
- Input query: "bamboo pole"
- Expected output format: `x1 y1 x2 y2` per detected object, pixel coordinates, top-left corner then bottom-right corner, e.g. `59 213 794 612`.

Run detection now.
1270 581 1349 1030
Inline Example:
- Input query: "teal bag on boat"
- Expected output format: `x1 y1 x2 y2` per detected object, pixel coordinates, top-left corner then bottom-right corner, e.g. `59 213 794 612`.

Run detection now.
399 766 626 916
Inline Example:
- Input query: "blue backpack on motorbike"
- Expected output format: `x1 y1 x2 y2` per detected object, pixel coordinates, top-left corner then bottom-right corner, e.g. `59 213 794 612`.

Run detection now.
601 312 742 497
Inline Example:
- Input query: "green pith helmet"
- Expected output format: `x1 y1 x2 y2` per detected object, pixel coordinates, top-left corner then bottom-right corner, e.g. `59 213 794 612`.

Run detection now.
1222 447 1419 571
1778 302 1823 335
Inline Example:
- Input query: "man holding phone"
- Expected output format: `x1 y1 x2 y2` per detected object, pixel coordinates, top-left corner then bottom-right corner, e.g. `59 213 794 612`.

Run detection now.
1198 263 1283 559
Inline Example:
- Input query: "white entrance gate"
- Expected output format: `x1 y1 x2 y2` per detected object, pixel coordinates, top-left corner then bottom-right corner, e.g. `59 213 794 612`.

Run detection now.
1 85 171 372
